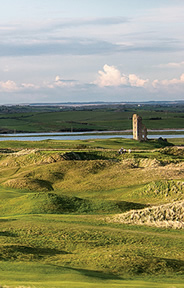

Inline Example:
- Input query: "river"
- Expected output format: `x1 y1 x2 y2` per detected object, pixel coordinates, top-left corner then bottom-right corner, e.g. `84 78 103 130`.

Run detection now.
0 130 183 141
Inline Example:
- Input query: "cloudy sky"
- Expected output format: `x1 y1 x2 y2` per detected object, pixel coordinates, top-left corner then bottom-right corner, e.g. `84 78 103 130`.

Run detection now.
0 0 184 104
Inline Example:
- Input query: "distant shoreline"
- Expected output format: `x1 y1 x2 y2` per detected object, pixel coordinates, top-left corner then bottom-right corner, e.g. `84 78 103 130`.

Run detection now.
0 129 184 136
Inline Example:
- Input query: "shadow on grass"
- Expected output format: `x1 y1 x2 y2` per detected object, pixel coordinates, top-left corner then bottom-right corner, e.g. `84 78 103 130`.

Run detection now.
157 257 184 273
117 201 147 212
0 245 70 260
128 256 184 275
51 264 122 280
0 218 17 222
33 179 54 191
0 231 17 237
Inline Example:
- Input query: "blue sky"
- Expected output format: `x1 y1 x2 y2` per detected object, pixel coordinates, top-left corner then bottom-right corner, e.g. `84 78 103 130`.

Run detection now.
0 0 184 104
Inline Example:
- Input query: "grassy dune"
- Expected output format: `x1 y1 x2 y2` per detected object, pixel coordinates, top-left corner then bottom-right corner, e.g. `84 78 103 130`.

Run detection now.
0 138 183 287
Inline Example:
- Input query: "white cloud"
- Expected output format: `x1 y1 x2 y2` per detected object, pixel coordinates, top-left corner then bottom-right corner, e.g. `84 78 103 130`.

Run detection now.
158 61 184 68
21 83 39 89
152 73 184 88
0 77 78 94
95 65 148 88
0 80 19 92
54 76 78 88
95 65 128 87
0 80 39 92
128 74 149 87
55 76 60 82
1 70 184 104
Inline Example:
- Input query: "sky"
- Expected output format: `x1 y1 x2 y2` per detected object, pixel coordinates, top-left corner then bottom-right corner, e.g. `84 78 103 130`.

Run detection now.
0 0 184 104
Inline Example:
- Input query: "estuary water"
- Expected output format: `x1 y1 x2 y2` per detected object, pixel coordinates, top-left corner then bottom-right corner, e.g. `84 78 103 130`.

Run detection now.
0 130 183 141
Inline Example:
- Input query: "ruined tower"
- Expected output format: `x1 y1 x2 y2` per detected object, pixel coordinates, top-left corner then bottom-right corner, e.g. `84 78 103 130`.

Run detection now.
133 114 147 141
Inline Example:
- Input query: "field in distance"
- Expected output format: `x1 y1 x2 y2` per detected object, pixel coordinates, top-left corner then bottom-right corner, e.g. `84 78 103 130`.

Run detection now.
0 103 184 133
0 138 183 287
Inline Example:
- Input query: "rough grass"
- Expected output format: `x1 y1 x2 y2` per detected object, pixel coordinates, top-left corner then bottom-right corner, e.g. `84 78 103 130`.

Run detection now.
0 192 146 216
0 214 183 287
3 178 53 192
0 139 183 287
0 137 175 151
131 180 184 203
110 200 184 229
0 146 183 204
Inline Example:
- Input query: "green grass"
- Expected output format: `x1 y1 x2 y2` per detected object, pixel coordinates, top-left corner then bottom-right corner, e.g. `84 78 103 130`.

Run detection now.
170 138 184 146
0 192 146 216
0 139 183 287
0 140 183 204
0 214 183 287
0 137 175 151
0 263 183 288
0 106 183 133
0 262 184 288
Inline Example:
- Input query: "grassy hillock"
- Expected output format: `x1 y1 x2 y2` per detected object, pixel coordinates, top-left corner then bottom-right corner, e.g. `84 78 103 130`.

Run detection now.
0 192 146 216
0 138 183 287
130 180 184 203
0 145 183 203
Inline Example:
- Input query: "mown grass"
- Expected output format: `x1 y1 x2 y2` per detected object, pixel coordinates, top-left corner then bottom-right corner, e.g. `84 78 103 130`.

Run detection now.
0 262 183 288
170 138 184 146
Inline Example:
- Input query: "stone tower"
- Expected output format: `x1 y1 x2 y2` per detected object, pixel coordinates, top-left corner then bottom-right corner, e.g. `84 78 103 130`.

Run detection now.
133 114 147 141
